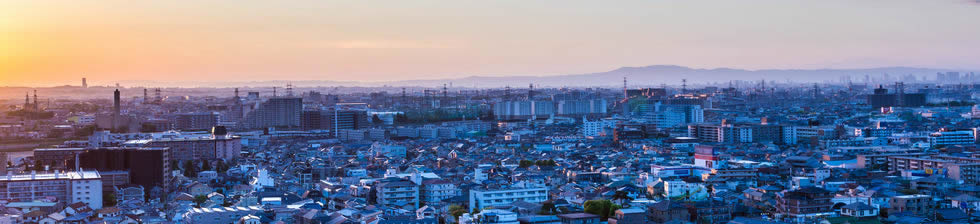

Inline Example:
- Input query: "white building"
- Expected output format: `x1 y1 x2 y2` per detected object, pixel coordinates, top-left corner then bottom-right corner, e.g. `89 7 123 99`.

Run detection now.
581 118 617 137
459 209 520 224
0 171 103 209
661 177 706 200
469 183 548 212
929 130 976 147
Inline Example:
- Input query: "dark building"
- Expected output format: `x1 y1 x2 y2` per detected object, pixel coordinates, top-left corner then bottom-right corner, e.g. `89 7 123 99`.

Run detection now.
33 148 88 170
78 147 171 190
613 124 647 142
776 186 834 220
174 112 219 130
302 109 370 134
868 85 926 109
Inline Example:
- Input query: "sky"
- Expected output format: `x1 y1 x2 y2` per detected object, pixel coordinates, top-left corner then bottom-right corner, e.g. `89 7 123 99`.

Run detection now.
1 0 979 87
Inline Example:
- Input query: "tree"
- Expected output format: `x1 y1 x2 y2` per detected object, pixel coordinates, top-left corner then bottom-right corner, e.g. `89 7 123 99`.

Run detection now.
33 160 43 171
193 195 208 207
103 193 118 207
372 114 383 124
171 160 181 171
584 199 620 220
183 160 198 177
535 160 556 167
519 160 534 168
539 201 557 215
611 191 634 206
215 160 229 173
449 205 467 221
201 160 211 171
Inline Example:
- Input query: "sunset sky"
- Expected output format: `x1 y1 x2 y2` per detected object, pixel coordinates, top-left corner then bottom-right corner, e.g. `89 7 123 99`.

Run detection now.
2 0 979 86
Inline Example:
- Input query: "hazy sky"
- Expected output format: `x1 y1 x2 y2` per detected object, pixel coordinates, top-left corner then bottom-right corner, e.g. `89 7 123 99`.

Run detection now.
2 0 979 86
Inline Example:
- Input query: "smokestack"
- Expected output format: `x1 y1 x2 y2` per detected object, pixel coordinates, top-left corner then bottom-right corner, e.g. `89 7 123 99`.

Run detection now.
113 89 121 130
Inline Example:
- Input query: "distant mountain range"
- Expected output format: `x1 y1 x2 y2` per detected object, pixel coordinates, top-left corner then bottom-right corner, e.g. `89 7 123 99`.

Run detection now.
107 65 977 88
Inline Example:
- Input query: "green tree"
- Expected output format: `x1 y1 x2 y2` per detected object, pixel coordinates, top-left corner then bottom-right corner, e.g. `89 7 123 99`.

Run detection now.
584 199 620 220
193 195 208 207
535 160 556 167
183 160 198 177
215 160 228 173
539 201 557 215
33 160 43 171
611 191 634 206
201 160 211 171
449 205 467 221
103 193 118 207
519 160 534 168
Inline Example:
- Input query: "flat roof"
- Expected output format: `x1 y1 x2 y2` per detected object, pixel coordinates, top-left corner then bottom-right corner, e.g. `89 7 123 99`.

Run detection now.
0 171 101 181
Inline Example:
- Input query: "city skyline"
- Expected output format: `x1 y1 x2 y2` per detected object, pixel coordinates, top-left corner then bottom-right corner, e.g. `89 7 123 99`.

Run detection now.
2 0 980 86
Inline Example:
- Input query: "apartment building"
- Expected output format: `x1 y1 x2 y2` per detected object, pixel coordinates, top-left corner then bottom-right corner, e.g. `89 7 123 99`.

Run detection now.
469 185 549 212
0 171 103 209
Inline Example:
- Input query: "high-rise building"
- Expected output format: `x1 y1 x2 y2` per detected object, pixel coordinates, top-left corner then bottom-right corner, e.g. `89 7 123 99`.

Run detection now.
301 109 369 134
493 100 554 120
174 112 219 130
868 85 926 109
78 147 170 191
242 97 302 129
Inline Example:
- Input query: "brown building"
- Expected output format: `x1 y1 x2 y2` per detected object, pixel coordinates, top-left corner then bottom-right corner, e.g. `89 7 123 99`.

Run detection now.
776 187 834 221
647 201 690 223
607 208 645 224
557 213 599 224
888 195 932 215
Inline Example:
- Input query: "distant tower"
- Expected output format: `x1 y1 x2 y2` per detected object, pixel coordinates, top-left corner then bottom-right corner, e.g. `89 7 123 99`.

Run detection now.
234 88 240 98
286 83 294 97
682 79 688 93
33 90 38 113
812 83 820 99
112 89 121 130
82 78 87 88
143 89 149 103
505 86 511 100
623 77 628 100
23 92 29 109
444 84 449 101
527 83 534 99
895 82 905 107
401 87 407 104
273 87 277 97
154 88 162 103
